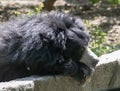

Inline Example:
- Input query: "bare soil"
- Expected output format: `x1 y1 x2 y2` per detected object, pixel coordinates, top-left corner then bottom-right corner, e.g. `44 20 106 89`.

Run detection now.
78 5 120 46
0 1 120 47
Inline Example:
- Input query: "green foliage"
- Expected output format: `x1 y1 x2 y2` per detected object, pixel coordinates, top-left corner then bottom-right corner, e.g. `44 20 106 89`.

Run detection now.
90 0 120 4
90 0 101 4
85 20 120 56
14 3 44 16
27 3 44 16
14 11 21 16
107 0 120 4
35 3 44 13
89 25 108 56
27 11 34 16
111 43 120 51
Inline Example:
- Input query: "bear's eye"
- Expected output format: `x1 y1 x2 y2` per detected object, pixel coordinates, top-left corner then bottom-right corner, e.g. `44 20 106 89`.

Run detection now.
79 27 84 31
78 34 85 39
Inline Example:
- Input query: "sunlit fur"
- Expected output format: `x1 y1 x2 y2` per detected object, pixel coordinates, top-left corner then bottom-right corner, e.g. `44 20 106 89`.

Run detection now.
0 12 92 83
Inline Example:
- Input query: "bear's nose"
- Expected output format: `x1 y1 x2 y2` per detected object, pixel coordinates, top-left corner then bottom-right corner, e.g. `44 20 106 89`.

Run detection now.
92 59 99 68
80 47 99 68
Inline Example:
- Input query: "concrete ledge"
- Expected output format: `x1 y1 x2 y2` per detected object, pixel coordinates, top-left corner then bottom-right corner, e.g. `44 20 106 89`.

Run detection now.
0 50 120 91
0 78 34 91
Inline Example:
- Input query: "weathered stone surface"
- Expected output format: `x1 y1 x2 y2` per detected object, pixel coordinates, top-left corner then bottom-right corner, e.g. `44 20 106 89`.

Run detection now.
0 50 120 91
0 80 34 91
87 50 120 91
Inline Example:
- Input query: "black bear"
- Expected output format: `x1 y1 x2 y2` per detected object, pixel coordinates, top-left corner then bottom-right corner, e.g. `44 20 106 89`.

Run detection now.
0 12 99 84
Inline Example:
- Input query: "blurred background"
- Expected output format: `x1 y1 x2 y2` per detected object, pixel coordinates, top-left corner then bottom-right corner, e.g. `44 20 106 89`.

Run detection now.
0 0 120 56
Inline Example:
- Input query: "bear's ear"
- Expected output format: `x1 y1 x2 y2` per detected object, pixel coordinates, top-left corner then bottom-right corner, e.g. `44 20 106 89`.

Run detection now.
62 16 74 29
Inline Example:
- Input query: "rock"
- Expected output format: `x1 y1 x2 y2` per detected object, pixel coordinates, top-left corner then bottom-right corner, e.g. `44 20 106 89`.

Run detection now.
0 81 34 91
0 50 120 91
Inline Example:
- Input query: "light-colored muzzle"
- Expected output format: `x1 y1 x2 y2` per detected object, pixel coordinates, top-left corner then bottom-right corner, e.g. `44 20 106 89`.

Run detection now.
80 47 99 68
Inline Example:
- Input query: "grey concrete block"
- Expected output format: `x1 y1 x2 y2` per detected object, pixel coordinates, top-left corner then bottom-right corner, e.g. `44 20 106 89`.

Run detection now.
0 50 120 91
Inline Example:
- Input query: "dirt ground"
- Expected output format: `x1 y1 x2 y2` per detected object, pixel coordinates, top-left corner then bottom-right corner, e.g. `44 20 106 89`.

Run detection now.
0 1 120 48
78 5 120 46
87 15 120 46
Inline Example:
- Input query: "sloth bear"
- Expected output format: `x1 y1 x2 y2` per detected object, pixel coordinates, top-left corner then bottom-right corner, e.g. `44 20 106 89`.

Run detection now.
0 12 99 84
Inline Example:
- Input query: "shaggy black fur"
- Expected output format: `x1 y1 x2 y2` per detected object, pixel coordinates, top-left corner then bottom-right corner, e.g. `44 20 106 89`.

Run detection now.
0 12 90 82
